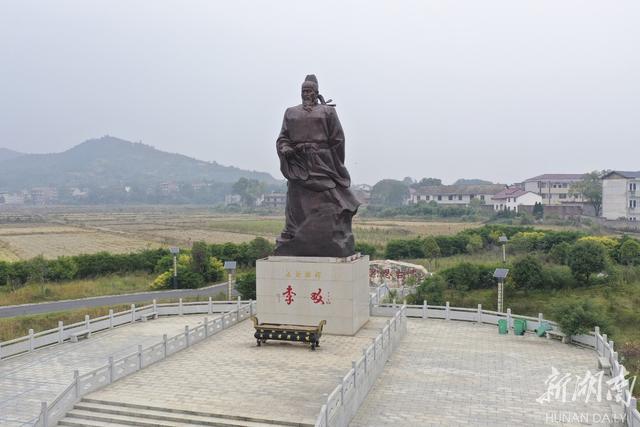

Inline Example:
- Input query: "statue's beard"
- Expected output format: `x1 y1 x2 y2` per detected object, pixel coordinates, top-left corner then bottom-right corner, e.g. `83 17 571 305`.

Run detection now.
302 97 318 111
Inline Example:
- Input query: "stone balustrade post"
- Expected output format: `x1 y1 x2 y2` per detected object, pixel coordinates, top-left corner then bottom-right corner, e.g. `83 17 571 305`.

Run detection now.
506 308 512 330
40 401 48 427
58 321 64 343
422 300 427 319
138 344 143 369
109 309 114 329
163 334 168 358
477 304 482 324
208 296 213 315
204 317 209 337
352 361 357 388
130 304 136 324
445 301 450 321
74 370 80 398
185 325 190 347
179 298 183 316
29 329 34 352
153 299 157 314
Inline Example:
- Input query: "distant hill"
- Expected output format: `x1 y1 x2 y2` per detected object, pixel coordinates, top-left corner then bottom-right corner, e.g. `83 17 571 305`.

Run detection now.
0 148 25 163
0 136 278 190
453 178 494 186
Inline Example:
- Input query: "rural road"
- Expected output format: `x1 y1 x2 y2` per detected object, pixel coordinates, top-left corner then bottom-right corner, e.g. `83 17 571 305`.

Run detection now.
0 282 237 318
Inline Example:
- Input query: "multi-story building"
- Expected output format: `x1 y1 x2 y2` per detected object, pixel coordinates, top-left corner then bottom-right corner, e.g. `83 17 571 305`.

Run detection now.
601 171 640 221
491 187 542 213
30 187 58 204
522 174 586 205
408 184 504 206
260 193 287 209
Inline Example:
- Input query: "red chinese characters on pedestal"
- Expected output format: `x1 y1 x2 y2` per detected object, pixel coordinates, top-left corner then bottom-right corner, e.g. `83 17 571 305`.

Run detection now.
310 288 325 304
282 285 296 305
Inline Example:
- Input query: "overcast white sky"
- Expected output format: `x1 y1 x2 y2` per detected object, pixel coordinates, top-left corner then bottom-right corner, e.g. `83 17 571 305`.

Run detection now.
1 1 639 185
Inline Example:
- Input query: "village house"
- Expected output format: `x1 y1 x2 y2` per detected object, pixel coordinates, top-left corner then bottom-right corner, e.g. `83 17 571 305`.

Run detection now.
259 192 287 209
491 187 542 213
601 170 640 221
408 184 505 206
522 174 586 205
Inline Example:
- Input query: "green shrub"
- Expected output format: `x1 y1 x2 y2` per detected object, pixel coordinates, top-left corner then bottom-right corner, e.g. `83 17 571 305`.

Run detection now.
407 275 446 305
619 239 640 266
355 242 377 258
385 238 425 259
550 299 610 336
511 256 544 290
434 235 469 256
568 240 608 284
235 271 256 300
543 265 576 289
46 256 78 281
0 261 8 286
548 242 572 265
440 263 496 291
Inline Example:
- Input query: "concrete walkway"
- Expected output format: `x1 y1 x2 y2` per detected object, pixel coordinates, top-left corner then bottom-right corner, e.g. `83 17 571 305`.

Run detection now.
0 314 214 426
84 317 388 426
351 319 625 427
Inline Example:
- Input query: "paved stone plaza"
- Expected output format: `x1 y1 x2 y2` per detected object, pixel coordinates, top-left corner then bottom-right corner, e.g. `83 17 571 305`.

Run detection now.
351 319 625 427
0 315 210 426
85 317 387 426
1 314 627 426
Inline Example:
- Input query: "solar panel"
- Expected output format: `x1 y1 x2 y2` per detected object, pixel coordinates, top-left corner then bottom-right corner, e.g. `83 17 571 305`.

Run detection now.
493 268 509 279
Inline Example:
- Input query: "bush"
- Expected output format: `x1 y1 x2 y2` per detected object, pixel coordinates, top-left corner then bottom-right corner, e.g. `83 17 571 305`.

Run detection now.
434 235 469 256
548 242 572 265
543 265 576 289
235 271 256 300
385 238 425 259
440 263 496 291
511 256 544 290
568 240 608 284
619 239 640 266
355 242 377 258
46 256 79 281
550 299 610 336
510 231 546 252
0 261 7 286
407 275 446 305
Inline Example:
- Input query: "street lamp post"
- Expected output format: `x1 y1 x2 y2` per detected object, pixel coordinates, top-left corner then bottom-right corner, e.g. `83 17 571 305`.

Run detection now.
169 247 180 289
493 268 509 313
499 235 508 264
224 261 237 301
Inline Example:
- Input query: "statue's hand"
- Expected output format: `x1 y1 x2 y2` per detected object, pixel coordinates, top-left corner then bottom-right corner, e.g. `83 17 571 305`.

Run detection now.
280 146 295 157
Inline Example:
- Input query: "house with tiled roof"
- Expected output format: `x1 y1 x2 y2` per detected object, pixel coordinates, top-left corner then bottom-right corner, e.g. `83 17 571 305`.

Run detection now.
408 184 504 206
491 187 542 213
601 171 640 221
522 173 587 205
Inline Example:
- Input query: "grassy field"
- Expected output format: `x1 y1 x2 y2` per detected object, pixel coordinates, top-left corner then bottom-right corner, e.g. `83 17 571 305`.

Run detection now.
0 273 154 306
0 292 230 341
0 207 485 261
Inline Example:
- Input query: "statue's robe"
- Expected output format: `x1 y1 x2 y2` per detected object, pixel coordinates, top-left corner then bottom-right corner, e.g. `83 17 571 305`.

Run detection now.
275 103 360 257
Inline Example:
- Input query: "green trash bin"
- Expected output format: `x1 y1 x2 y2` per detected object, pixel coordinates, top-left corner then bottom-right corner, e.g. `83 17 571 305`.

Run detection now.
535 322 551 337
514 319 526 336
498 319 508 334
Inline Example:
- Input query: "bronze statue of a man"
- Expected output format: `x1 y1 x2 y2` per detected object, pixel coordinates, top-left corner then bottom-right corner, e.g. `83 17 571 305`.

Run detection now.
274 75 360 257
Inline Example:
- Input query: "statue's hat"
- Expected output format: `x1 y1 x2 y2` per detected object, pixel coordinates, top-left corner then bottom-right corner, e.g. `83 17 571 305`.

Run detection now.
303 74 318 90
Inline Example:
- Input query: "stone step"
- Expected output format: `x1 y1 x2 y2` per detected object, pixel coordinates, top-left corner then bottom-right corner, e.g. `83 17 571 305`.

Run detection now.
64 408 280 427
60 398 312 427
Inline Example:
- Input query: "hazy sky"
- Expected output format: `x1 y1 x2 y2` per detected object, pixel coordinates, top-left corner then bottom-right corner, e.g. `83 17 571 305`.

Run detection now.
1 1 639 185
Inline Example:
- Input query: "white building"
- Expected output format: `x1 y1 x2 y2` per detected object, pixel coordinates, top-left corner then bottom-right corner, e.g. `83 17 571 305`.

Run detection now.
601 171 640 221
408 184 504 205
491 187 542 213
523 174 586 205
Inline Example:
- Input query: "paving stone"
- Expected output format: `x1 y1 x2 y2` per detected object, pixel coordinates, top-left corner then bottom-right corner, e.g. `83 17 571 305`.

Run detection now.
350 319 626 427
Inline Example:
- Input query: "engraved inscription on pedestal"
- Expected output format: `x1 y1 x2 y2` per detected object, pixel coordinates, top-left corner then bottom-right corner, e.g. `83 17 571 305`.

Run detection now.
256 255 370 336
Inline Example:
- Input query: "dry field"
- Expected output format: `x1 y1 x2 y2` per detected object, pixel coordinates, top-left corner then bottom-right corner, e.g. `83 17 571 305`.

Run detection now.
0 206 481 260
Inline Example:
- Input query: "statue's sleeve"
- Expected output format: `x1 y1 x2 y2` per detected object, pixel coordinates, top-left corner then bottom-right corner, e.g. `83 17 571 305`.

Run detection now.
276 110 308 180
327 108 345 163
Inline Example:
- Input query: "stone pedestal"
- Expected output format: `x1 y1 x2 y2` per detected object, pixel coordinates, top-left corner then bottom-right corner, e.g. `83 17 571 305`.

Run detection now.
256 254 370 335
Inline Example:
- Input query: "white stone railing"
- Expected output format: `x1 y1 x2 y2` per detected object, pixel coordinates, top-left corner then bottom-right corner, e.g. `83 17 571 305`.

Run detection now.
368 282 639 427
31 300 257 427
0 298 248 360
314 305 407 427
594 327 640 427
